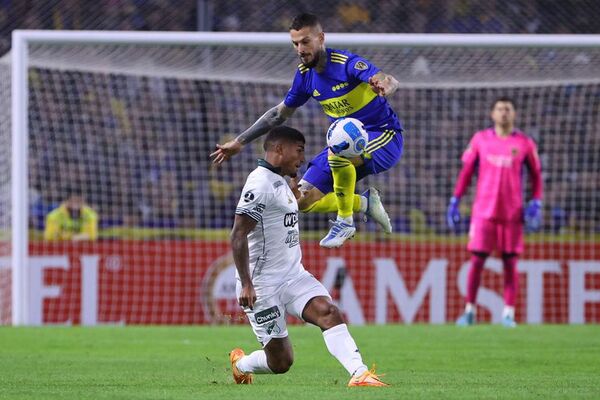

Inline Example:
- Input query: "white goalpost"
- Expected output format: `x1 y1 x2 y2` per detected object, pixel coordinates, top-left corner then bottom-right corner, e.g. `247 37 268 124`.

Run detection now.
4 30 600 325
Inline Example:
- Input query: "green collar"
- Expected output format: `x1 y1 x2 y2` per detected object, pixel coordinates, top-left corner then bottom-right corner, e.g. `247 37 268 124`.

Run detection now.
257 158 282 174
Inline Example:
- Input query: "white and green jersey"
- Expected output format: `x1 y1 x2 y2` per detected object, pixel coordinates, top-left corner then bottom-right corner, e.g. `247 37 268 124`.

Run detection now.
235 159 304 288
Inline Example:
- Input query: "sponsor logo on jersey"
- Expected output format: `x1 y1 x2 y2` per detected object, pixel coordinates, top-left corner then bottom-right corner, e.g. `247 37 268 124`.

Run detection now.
486 154 513 167
284 212 298 227
332 82 349 91
273 180 284 189
255 306 281 325
322 99 353 115
253 203 266 214
285 229 300 248
243 191 254 202
354 61 368 70
313 89 321 97
511 147 519 156
265 320 282 335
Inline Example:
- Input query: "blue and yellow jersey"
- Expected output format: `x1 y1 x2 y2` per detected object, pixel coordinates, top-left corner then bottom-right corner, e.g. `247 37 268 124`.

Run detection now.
284 48 402 131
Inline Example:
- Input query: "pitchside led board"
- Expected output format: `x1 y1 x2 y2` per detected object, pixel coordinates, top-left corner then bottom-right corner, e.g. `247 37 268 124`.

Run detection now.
0 240 598 325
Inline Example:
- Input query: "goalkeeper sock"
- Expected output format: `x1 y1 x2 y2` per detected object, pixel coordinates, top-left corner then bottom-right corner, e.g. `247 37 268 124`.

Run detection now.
328 154 356 221
503 305 515 320
236 350 273 374
502 255 519 307
322 323 367 377
301 192 366 214
466 254 486 304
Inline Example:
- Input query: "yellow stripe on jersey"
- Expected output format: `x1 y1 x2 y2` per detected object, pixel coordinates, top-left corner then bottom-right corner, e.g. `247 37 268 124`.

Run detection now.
330 52 349 64
366 129 396 153
298 63 309 73
331 52 348 60
318 82 377 118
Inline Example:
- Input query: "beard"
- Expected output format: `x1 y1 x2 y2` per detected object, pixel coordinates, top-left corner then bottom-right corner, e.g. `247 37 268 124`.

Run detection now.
301 49 322 69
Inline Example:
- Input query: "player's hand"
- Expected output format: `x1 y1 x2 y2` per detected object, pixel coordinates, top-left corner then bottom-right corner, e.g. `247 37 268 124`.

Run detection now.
524 199 542 232
210 139 243 164
446 196 461 229
238 282 257 310
369 75 392 97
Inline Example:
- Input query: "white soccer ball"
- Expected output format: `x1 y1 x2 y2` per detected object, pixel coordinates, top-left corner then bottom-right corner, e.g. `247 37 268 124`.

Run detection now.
326 117 369 158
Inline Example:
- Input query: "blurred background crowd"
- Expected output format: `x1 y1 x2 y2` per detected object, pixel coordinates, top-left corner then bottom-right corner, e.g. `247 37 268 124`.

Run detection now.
1 0 599 236
2 0 600 57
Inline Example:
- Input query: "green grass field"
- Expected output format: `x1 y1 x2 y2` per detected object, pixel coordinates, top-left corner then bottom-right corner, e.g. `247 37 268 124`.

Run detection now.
0 325 599 399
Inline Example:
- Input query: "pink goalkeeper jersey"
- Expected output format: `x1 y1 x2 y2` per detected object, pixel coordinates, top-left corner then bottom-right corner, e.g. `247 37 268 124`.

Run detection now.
453 128 543 222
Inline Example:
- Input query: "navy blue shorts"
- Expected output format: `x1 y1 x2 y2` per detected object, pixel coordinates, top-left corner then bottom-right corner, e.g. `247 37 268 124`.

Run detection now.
302 126 404 194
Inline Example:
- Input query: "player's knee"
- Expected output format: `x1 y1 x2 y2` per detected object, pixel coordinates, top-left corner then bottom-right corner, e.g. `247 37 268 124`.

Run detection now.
320 304 344 328
269 355 293 374
297 189 323 212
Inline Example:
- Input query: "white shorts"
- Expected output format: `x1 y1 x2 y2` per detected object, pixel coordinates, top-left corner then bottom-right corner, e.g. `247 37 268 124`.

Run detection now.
236 270 331 346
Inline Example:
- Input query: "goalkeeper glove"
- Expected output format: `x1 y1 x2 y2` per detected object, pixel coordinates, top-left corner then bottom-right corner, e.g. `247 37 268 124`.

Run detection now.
446 196 461 229
524 199 542 232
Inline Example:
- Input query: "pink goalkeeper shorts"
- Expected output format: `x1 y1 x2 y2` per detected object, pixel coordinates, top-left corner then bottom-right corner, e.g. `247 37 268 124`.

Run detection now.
467 217 524 255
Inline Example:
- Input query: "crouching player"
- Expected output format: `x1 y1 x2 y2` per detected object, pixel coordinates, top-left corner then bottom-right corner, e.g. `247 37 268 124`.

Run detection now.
229 126 387 386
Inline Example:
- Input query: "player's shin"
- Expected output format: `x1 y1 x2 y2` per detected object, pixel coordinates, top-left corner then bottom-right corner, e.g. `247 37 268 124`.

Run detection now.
236 350 273 374
502 256 519 318
301 192 365 214
466 254 486 305
322 323 367 377
328 154 357 223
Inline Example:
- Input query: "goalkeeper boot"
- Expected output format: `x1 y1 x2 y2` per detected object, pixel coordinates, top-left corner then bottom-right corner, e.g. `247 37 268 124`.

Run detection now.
502 315 517 328
229 348 253 384
456 311 475 326
320 219 356 248
348 366 389 387
362 187 392 234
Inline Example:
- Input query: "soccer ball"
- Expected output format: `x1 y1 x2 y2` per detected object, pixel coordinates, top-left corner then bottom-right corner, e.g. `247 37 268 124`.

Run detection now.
326 117 369 158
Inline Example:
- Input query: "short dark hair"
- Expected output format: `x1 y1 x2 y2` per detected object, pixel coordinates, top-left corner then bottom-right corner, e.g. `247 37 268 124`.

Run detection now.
64 185 83 199
263 126 305 151
491 96 516 110
289 13 321 31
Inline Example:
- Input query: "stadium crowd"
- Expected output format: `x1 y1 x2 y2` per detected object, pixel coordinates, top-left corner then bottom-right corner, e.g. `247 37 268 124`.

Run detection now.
2 0 600 57
0 0 598 235
26 68 600 235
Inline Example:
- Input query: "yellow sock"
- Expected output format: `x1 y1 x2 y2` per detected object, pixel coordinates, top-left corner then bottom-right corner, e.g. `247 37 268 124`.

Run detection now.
328 154 356 219
301 192 362 213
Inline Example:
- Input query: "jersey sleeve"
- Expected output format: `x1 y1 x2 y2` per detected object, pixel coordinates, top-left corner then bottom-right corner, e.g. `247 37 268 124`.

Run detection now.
235 180 270 223
347 54 381 83
82 207 99 240
283 70 310 108
525 137 543 200
43 211 60 241
453 134 480 198
461 134 480 165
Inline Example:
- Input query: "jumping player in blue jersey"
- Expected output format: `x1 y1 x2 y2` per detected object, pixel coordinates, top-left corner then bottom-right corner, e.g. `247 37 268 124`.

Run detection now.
211 13 404 248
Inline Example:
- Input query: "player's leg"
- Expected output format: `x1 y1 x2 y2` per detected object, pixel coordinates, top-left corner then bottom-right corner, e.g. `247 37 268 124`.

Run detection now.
283 272 388 386
501 253 519 328
297 183 365 215
499 221 523 327
230 288 291 383
328 151 359 224
457 217 494 326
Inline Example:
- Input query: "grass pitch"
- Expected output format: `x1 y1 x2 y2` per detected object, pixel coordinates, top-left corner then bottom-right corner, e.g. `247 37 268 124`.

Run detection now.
0 325 598 399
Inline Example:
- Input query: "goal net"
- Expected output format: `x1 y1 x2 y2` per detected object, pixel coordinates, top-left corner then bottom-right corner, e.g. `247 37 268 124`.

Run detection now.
2 31 599 325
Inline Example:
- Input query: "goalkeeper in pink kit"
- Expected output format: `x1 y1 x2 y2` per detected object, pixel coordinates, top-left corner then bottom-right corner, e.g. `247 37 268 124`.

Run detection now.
447 97 543 327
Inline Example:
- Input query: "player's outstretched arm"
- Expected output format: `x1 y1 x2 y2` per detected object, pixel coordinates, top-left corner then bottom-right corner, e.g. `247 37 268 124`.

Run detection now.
210 102 297 164
368 72 400 97
230 214 259 309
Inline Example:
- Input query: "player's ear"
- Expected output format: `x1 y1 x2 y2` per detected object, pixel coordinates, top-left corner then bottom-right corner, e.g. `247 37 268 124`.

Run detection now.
318 31 325 45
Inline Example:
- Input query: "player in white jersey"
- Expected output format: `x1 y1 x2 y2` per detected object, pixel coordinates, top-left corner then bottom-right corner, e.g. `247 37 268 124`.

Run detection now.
229 126 387 387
